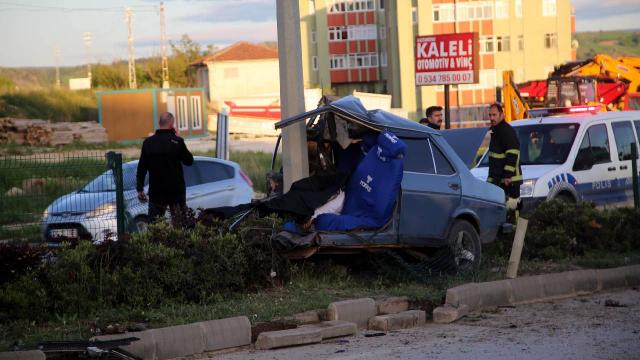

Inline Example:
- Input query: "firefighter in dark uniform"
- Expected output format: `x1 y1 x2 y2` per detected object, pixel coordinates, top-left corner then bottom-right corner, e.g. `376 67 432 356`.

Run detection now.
487 103 522 207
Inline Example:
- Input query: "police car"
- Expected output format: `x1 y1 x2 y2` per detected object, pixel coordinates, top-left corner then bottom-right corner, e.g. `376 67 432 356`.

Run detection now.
471 107 640 212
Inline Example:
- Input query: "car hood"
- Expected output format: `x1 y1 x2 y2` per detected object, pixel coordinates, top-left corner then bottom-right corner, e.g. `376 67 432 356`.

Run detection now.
440 127 489 169
471 164 557 182
47 190 138 215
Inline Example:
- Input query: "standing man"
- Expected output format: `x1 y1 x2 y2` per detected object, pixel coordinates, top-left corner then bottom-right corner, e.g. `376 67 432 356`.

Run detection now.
137 112 194 223
487 103 522 203
419 106 443 130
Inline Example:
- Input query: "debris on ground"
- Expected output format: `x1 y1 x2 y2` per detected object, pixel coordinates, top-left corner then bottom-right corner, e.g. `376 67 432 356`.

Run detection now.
604 299 627 308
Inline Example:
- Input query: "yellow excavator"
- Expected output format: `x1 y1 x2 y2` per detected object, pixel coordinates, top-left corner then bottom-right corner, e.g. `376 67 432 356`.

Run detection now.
503 54 640 121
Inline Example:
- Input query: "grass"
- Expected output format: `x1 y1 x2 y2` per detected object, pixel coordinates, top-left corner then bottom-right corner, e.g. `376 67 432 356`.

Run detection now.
575 30 640 59
2 249 638 351
0 141 132 156
0 88 97 122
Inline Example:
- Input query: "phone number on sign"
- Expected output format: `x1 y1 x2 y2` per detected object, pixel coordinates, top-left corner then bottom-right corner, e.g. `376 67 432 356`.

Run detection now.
416 71 474 85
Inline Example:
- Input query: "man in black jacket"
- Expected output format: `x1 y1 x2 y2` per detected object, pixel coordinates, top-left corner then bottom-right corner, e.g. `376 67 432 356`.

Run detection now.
136 112 194 223
419 106 443 130
487 103 522 200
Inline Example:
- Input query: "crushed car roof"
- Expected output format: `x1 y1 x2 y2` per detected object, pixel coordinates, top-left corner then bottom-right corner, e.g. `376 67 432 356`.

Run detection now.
275 95 437 138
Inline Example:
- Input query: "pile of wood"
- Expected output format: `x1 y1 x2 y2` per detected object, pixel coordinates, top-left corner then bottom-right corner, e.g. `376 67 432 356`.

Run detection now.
0 118 108 146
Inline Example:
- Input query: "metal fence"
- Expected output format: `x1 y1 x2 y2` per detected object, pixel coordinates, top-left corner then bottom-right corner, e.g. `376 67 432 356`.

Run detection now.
0 151 126 245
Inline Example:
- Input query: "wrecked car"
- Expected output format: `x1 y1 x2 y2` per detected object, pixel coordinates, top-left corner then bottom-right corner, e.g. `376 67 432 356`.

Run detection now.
268 96 509 272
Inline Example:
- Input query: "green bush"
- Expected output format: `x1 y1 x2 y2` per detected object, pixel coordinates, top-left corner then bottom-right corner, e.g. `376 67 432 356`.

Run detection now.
0 89 97 122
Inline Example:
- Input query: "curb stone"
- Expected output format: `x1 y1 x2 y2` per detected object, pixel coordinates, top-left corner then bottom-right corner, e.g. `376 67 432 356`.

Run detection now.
434 265 640 324
254 327 323 350
375 297 410 315
368 310 426 331
0 351 45 360
326 298 377 328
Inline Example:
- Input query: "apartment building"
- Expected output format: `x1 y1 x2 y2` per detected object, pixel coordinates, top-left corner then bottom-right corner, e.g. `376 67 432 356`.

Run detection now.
299 0 575 121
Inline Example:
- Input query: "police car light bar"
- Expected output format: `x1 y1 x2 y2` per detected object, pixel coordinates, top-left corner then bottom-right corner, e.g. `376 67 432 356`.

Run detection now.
527 105 600 118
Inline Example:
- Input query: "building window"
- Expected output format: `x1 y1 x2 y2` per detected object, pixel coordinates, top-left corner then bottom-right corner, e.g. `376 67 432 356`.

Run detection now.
455 1 493 22
347 25 377 40
348 53 378 68
542 0 557 17
378 0 384 10
495 0 509 19
480 36 495 53
311 31 317 44
515 0 522 17
312 56 318 71
329 0 375 13
544 33 558 48
517 35 524 51
380 52 387 67
308 0 315 15
496 36 510 52
433 4 455 23
330 55 347 69
412 6 417 24
328 26 348 41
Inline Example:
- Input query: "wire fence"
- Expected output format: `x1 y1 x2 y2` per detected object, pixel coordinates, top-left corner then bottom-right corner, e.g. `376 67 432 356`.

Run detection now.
0 151 125 245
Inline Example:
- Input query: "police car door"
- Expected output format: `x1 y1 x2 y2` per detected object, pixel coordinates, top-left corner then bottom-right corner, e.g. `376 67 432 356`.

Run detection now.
610 120 638 207
400 137 461 244
571 123 617 206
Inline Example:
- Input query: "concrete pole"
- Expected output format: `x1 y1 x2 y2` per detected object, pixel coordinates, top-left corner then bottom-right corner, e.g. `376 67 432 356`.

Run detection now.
276 0 308 191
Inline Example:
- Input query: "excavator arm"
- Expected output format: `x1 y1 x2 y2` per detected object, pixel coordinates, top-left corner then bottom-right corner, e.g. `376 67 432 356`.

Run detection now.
502 70 530 122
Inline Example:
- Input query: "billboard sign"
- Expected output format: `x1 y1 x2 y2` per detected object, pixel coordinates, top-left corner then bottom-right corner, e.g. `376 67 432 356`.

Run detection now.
415 32 479 86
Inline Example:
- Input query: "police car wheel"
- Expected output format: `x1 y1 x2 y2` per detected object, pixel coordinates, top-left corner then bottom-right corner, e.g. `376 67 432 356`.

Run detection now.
447 220 481 274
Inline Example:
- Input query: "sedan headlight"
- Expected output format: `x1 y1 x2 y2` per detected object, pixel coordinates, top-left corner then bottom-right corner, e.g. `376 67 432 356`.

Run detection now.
86 202 117 218
42 207 50 219
520 179 536 197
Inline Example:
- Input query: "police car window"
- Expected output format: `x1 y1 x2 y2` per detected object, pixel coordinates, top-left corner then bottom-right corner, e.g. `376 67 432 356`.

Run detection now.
635 121 640 147
612 121 637 161
431 143 455 175
587 124 611 164
197 161 234 183
183 164 201 186
404 139 436 174
513 124 578 165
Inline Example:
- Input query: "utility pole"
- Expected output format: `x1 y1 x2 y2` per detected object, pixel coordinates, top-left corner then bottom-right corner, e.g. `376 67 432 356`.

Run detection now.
53 47 61 88
276 0 308 191
159 1 169 88
125 7 137 89
83 32 92 84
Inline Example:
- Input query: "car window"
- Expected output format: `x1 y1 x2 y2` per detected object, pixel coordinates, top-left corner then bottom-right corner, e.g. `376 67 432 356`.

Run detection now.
612 121 637 161
431 142 455 175
586 124 611 164
404 139 436 174
635 121 640 148
197 161 234 183
183 164 201 186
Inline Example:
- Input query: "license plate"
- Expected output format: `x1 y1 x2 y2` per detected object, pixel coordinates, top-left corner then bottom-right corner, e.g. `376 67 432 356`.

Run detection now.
50 228 78 238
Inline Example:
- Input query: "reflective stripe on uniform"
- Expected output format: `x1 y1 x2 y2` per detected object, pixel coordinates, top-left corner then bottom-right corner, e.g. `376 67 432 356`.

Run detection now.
505 149 520 156
489 152 506 159
510 175 523 181
504 165 516 172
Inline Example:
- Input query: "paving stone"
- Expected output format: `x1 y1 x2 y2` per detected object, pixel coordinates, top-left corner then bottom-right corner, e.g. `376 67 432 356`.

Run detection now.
199 316 251 351
376 297 409 315
0 351 45 360
432 304 470 324
368 310 426 331
254 327 322 350
326 298 376 328
301 320 357 339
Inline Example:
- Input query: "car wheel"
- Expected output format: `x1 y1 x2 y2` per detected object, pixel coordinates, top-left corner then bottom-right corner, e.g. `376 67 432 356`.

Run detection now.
446 220 481 274
134 216 149 233
554 193 575 204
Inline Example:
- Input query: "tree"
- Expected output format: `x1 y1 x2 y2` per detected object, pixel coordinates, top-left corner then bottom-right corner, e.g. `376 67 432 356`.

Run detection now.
170 35 215 87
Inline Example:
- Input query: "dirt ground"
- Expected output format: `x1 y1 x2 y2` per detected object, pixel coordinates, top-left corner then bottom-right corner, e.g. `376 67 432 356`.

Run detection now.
208 288 640 360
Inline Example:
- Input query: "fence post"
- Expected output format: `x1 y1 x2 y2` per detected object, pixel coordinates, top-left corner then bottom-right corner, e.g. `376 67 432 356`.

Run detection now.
216 109 229 160
632 143 639 209
106 151 126 237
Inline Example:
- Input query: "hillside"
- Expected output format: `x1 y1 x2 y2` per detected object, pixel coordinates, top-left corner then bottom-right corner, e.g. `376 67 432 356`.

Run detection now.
575 30 640 60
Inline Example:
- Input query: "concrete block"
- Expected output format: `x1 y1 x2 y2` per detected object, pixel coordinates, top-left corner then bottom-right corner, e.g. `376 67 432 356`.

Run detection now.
445 283 481 310
301 320 357 339
376 297 409 315
254 327 322 350
93 330 156 360
541 272 575 300
509 275 545 304
621 265 640 287
432 304 470 324
326 298 376 328
477 279 513 308
569 270 598 295
292 311 321 324
199 316 251 351
597 268 628 291
0 351 45 360
153 323 204 360
367 310 426 331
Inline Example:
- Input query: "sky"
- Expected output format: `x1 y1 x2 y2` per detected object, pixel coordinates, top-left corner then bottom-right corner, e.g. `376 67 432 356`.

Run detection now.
0 0 638 68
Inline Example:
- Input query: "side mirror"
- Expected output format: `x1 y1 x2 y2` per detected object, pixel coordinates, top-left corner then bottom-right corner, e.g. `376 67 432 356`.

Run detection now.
573 149 594 171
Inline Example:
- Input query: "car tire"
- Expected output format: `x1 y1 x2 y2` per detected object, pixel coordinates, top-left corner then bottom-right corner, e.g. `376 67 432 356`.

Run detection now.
554 193 575 204
445 220 481 274
134 216 149 233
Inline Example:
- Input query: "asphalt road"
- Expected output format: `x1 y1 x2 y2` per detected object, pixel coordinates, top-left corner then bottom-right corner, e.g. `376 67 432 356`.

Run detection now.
208 288 640 360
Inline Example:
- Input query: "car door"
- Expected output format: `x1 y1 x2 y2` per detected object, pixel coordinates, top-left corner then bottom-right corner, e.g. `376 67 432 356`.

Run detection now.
610 120 638 207
188 160 236 210
571 123 617 207
183 163 202 210
399 137 461 246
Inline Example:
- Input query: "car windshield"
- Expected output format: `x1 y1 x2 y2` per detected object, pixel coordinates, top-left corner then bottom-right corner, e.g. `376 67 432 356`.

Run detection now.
479 123 579 166
80 165 139 193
